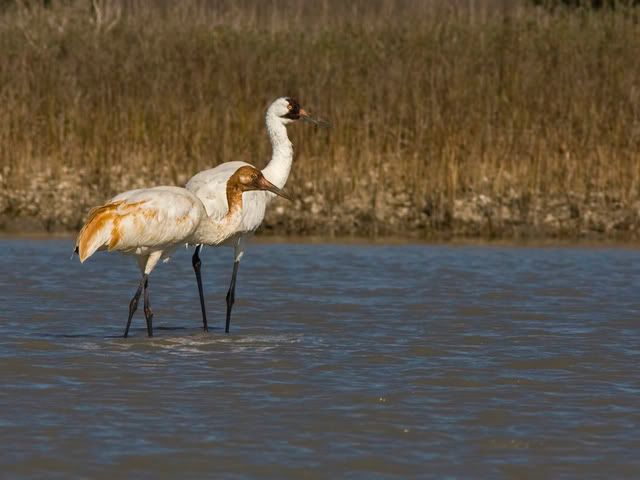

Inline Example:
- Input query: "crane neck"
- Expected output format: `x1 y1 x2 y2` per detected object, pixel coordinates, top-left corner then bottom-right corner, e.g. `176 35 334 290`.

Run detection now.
192 191 244 245
261 114 293 190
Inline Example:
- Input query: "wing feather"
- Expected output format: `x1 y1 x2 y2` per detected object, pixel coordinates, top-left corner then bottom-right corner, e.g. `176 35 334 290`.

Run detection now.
75 187 203 262
186 161 251 219
186 161 270 233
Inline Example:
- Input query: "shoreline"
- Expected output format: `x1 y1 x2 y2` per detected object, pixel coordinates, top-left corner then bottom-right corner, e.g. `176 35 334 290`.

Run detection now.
2 183 639 246
1 4 639 251
2 228 639 250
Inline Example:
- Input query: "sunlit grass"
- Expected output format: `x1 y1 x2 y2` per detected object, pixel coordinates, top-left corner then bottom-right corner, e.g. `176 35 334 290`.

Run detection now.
0 0 638 234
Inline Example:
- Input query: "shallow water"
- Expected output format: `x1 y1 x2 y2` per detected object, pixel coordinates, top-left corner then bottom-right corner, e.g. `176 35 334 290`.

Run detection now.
1 238 639 478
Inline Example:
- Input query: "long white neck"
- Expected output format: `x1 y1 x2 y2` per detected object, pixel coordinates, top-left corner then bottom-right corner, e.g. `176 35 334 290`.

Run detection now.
261 114 293 190
192 208 243 246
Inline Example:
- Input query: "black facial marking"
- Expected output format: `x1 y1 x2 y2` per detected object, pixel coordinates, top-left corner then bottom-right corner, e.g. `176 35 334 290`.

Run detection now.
282 97 301 119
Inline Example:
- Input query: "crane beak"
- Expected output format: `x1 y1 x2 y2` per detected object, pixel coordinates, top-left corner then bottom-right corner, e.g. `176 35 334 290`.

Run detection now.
257 176 291 201
300 109 331 128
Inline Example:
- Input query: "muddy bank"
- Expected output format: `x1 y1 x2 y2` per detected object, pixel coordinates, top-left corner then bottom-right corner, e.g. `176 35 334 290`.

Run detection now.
265 182 640 241
1 166 639 240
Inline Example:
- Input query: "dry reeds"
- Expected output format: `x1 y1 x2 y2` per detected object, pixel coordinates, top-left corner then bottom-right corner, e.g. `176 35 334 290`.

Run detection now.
1 0 639 236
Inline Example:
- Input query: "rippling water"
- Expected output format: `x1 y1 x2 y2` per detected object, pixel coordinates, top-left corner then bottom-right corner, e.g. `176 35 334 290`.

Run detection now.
1 238 639 478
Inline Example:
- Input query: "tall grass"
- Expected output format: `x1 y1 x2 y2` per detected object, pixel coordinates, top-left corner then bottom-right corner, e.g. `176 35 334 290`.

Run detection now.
1 0 639 234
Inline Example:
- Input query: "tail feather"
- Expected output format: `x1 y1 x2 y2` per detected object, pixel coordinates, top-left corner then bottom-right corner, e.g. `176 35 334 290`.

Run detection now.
75 202 122 263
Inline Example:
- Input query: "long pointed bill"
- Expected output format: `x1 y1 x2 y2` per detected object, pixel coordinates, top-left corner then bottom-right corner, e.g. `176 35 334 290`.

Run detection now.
299 108 331 128
257 176 291 201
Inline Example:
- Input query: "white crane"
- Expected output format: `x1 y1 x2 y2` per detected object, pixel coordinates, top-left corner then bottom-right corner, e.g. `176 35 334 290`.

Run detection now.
186 97 326 334
74 166 289 338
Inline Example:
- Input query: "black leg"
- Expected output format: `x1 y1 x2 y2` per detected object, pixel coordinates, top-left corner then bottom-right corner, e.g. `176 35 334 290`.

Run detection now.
143 275 153 337
124 275 147 338
192 245 208 332
225 260 240 334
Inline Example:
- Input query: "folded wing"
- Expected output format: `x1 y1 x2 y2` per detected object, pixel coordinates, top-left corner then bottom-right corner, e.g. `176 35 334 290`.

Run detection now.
75 187 203 262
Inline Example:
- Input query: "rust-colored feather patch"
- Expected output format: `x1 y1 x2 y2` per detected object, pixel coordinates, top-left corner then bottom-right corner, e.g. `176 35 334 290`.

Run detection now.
75 200 146 262
226 165 256 215
108 215 122 251
75 201 122 262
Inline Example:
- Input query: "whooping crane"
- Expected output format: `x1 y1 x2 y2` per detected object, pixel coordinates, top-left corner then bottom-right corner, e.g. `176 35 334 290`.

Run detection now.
186 97 327 333
74 166 289 337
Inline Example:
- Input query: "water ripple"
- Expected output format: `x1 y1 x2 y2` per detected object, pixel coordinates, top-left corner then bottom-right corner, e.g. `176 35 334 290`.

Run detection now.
1 239 639 477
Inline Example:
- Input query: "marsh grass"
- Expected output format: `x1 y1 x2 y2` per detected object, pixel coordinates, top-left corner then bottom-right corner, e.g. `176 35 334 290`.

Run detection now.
1 0 639 234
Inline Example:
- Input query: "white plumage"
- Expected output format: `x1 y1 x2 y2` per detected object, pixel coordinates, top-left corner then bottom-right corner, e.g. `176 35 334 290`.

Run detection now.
187 161 269 236
187 97 300 236
185 96 315 333
78 186 203 264
75 166 288 338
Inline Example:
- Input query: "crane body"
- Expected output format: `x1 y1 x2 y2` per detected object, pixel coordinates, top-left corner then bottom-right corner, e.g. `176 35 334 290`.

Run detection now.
75 166 288 337
186 97 316 333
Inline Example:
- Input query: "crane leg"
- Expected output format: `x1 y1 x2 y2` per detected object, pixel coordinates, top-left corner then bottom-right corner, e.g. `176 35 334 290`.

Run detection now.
143 275 153 337
192 245 208 332
124 274 147 338
225 260 240 334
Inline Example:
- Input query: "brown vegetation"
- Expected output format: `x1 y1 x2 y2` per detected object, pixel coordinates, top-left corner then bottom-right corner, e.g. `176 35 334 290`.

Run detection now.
0 0 639 238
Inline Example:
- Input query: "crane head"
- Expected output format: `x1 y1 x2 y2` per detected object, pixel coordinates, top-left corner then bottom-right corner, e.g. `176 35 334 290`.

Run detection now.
267 97 330 127
230 166 291 201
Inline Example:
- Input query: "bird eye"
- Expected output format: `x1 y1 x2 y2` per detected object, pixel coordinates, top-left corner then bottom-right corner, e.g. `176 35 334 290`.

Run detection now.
287 104 293 110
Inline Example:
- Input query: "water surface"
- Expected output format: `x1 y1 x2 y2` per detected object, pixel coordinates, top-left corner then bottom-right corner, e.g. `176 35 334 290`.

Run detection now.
1 239 639 478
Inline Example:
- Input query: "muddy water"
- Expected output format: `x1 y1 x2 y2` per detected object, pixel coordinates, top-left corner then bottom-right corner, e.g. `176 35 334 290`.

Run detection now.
0 239 639 478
